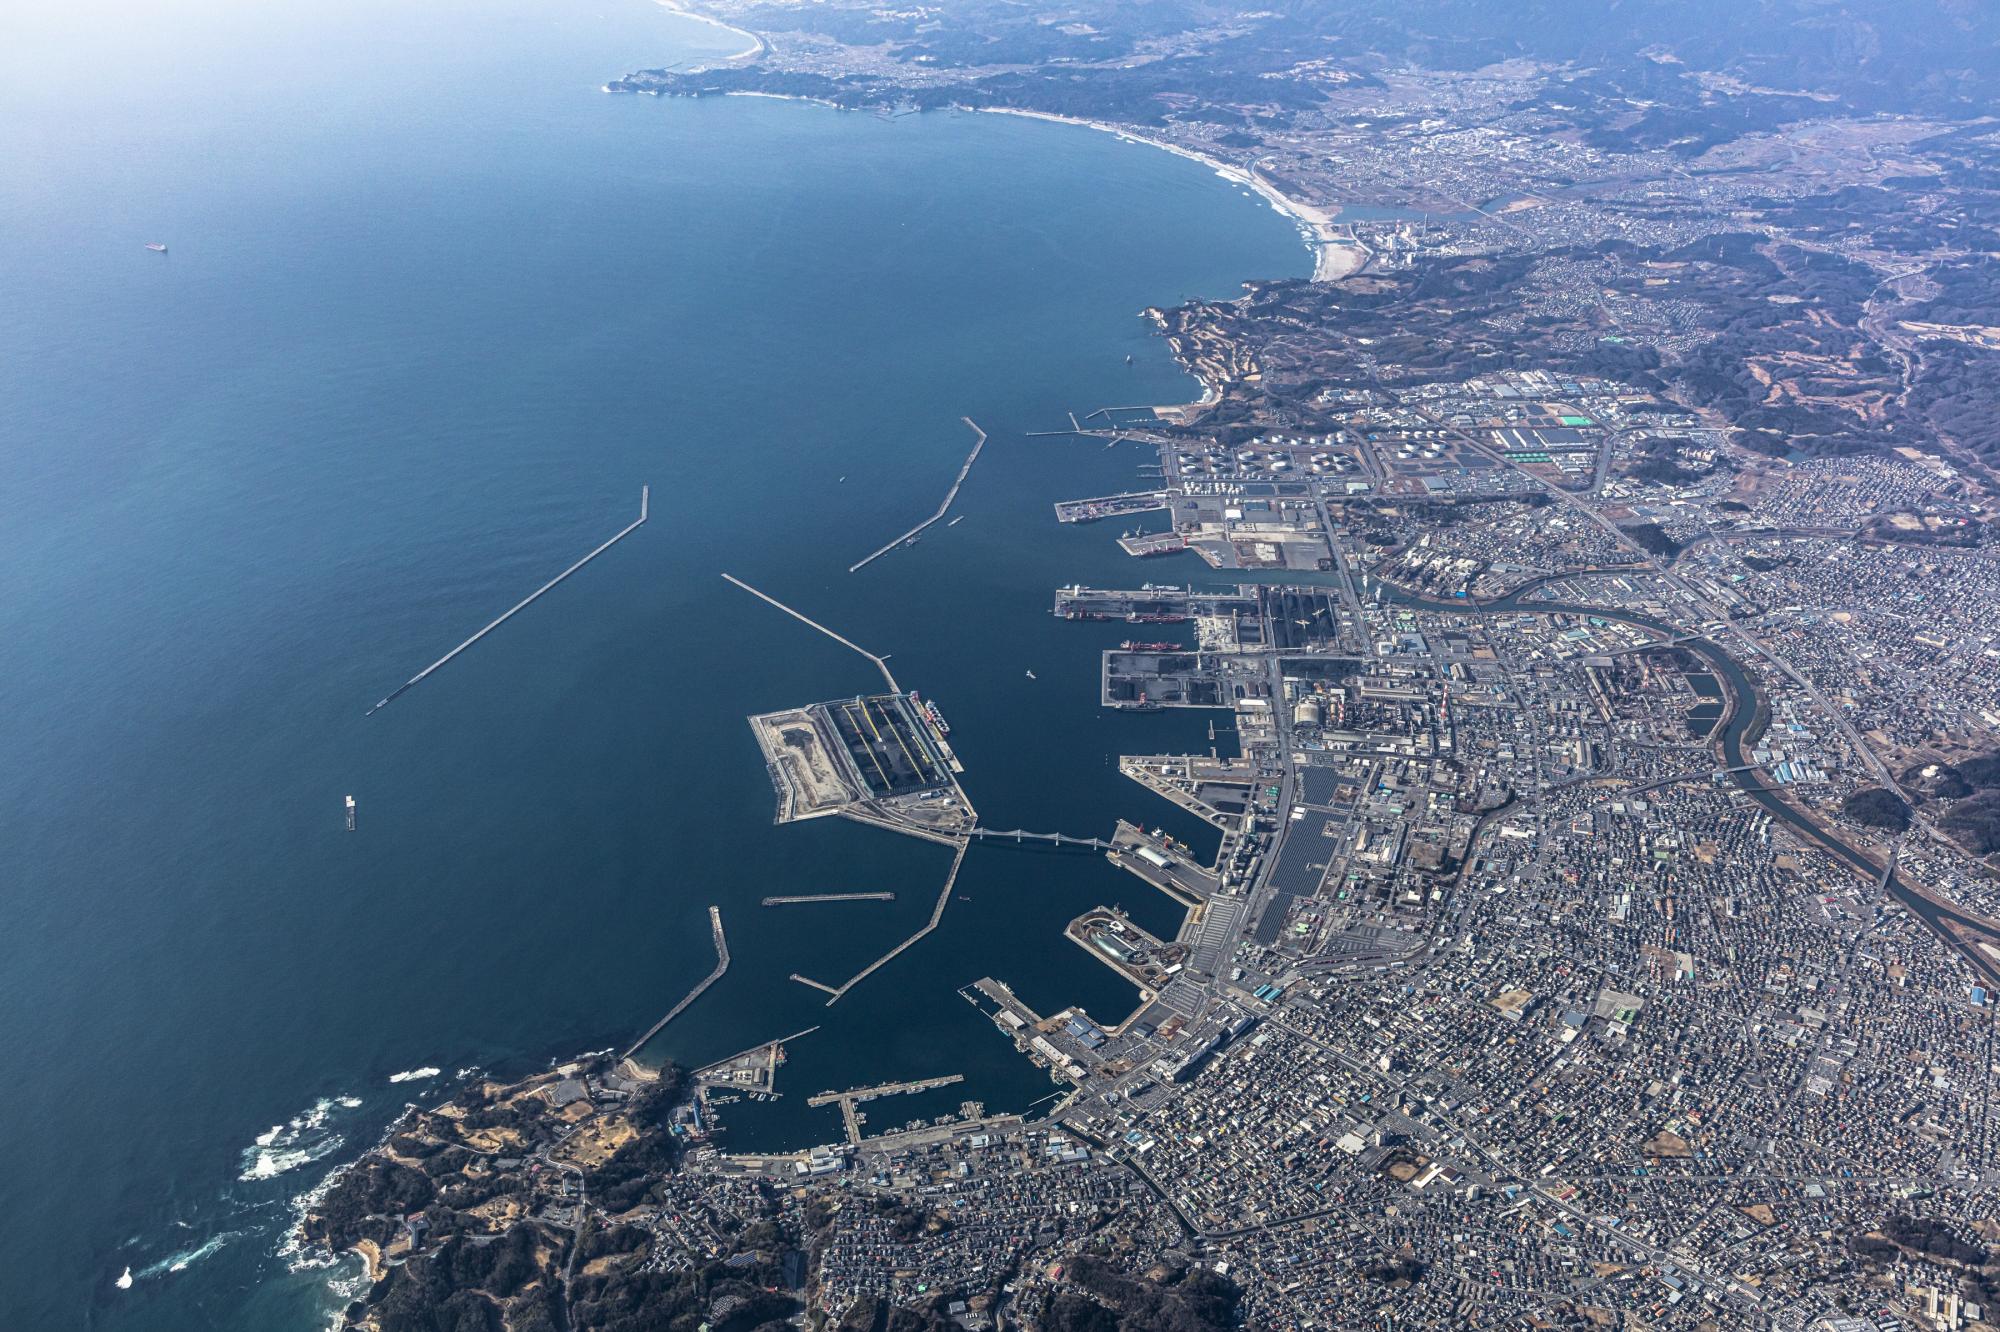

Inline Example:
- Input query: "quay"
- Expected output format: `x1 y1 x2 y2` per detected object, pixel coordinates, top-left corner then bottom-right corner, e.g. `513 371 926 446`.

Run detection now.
721 573 900 693
622 905 728 1063
762 892 895 906
848 417 987 573
369 487 648 715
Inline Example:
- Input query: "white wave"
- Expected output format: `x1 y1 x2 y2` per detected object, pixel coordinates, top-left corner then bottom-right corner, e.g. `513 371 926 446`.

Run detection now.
282 1099 422 1277
115 1267 132 1290
241 1134 345 1181
387 1066 440 1083
240 1096 358 1181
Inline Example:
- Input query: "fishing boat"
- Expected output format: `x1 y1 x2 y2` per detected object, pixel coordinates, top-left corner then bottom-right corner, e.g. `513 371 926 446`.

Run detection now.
1025 669 1037 680
143 243 167 253
344 794 357 831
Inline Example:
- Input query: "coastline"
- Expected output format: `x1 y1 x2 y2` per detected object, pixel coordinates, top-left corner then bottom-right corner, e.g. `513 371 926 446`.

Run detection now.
976 108 1366 282
649 0 764 62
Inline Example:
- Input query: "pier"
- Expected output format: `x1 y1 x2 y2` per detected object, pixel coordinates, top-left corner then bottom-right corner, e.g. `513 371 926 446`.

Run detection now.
623 905 728 1062
762 892 896 906
369 487 648 715
721 573 900 693
847 417 987 573
808 1074 966 1143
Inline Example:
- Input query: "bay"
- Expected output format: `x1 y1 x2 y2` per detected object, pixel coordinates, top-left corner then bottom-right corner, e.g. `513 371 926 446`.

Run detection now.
0 0 1306 1325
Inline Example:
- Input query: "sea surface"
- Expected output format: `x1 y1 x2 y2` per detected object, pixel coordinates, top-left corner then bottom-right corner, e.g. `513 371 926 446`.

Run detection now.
0 0 1306 1325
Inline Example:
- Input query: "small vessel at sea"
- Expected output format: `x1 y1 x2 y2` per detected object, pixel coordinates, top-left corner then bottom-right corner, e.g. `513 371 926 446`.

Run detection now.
947 515 965 527
1025 669 1037 680
143 243 167 253
344 794 357 831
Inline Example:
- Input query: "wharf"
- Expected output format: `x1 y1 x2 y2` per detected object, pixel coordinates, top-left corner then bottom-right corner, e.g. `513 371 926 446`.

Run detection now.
1118 755 1253 830
622 905 728 1063
1054 491 1169 524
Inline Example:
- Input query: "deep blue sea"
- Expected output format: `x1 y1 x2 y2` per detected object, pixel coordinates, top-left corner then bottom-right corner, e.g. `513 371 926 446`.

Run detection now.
0 0 1305 1325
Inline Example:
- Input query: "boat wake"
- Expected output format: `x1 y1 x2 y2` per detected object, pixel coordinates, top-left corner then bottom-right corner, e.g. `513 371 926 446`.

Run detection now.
126 1229 249 1283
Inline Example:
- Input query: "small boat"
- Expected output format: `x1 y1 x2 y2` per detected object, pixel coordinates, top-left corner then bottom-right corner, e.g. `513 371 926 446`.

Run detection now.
1025 669 1037 680
1125 354 1134 365
838 475 846 483
344 795 357 832
144 243 168 253
947 515 965 527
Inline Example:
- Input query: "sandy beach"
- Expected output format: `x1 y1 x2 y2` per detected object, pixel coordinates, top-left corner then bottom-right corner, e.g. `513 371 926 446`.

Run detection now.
652 0 765 62
978 108 1365 282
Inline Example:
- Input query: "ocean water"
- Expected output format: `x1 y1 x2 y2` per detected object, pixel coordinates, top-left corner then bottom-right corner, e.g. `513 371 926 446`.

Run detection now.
0 0 1306 1325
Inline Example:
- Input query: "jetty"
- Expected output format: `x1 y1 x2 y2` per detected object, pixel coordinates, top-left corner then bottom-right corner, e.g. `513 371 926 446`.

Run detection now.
848 418 986 573
762 892 896 906
369 487 648 715
622 905 728 1062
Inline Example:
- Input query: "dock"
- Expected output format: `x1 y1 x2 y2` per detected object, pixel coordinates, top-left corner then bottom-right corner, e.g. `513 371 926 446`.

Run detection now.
369 487 648 715
762 892 896 906
848 418 987 573
622 905 729 1062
